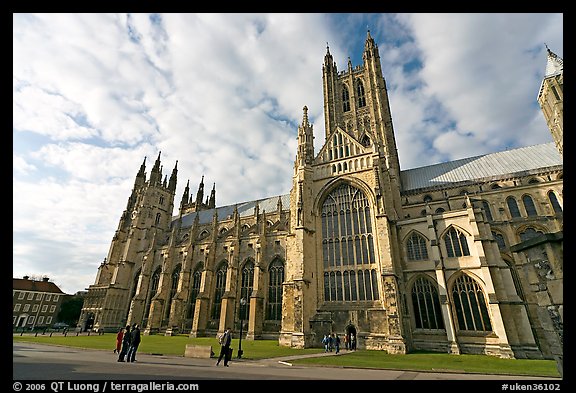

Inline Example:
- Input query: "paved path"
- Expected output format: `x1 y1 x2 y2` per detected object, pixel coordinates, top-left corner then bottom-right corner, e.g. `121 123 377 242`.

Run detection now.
13 341 561 382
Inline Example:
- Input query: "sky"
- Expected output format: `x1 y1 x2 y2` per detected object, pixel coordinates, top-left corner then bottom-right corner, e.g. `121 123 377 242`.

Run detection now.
13 13 563 295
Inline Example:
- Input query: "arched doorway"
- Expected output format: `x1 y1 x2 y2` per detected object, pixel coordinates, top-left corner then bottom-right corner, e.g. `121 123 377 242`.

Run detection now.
345 325 357 350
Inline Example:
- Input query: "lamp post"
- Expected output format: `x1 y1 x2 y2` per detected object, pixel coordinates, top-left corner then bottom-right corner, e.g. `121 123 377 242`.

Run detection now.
237 297 246 359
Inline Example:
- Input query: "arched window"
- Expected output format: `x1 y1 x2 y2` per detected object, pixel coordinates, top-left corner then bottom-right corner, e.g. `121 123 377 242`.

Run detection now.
356 79 366 107
239 260 254 321
406 232 428 261
519 227 544 242
130 269 141 300
522 195 538 217
528 178 540 184
211 262 228 320
492 232 507 250
491 183 502 189
481 201 493 221
342 85 351 112
267 258 284 320
444 227 470 257
187 264 203 319
548 191 563 214
166 265 181 320
507 197 521 218
412 276 445 330
451 274 492 331
435 207 446 214
423 195 433 203
321 183 378 301
155 213 161 225
144 267 162 321
361 135 371 147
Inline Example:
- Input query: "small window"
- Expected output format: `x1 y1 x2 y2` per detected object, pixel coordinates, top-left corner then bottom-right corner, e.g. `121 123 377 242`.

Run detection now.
18 292 25 300
155 213 161 225
491 183 502 189
435 208 445 214
522 195 538 217
548 191 562 214
444 227 470 257
23 304 30 312
423 195 433 203
342 86 351 112
528 178 540 184
407 233 428 261
27 292 34 300
219 227 228 235
492 231 506 250
482 201 493 221
507 197 521 218
13 304 21 312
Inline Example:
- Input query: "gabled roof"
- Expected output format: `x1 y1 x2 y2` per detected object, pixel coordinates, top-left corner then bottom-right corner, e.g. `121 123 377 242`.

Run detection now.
400 143 562 192
13 278 66 294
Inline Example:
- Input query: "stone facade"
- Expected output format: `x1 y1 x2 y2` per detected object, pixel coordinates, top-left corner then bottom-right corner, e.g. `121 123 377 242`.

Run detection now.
80 33 563 360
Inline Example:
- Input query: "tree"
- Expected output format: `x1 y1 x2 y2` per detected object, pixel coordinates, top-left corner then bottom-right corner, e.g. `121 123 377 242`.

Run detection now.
57 296 84 326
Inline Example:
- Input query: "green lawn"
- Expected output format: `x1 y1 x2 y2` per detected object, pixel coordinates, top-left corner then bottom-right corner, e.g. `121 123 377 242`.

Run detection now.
13 333 560 378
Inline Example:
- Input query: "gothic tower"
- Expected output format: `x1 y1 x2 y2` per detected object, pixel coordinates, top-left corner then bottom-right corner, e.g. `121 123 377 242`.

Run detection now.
282 31 407 352
79 153 177 331
537 45 563 156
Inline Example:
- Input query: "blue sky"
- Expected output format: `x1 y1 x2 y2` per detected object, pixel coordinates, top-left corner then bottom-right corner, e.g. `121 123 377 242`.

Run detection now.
13 13 563 294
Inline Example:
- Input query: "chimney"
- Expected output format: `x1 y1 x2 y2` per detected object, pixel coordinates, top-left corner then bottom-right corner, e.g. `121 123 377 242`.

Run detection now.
42 277 49 282
23 275 29 280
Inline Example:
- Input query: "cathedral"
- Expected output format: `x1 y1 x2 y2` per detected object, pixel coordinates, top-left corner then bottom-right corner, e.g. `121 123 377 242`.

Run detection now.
80 32 563 361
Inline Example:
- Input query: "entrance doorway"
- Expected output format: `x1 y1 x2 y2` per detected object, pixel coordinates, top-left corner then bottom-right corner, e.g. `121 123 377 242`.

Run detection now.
345 325 357 350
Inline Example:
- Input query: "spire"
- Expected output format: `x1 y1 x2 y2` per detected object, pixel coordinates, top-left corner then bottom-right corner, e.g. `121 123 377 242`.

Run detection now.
297 105 314 166
302 105 309 127
137 156 146 178
180 179 190 208
277 196 283 213
544 44 563 77
363 29 379 61
149 151 162 185
195 175 205 207
209 183 216 208
168 160 178 192
323 42 334 71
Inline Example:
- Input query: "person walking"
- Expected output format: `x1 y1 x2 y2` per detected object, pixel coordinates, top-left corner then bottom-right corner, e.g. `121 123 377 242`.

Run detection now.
126 324 141 363
113 327 124 354
117 325 131 362
216 327 232 367
322 334 329 352
334 333 341 354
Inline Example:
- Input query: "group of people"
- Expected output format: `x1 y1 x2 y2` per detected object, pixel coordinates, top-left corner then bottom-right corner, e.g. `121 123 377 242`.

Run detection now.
115 324 141 363
322 333 341 354
322 332 356 353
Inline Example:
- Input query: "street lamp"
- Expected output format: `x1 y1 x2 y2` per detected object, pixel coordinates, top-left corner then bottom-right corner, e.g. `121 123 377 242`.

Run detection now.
237 297 247 359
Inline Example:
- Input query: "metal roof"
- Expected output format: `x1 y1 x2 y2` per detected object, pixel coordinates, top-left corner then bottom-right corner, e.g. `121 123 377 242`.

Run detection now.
172 143 561 226
176 194 290 228
400 143 562 192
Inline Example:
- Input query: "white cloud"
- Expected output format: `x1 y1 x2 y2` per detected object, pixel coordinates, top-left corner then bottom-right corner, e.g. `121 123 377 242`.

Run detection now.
13 154 36 175
13 13 563 294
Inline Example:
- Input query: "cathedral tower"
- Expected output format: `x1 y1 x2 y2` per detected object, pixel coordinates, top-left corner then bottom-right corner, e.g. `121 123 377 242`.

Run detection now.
537 45 563 156
282 31 407 352
79 153 177 331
